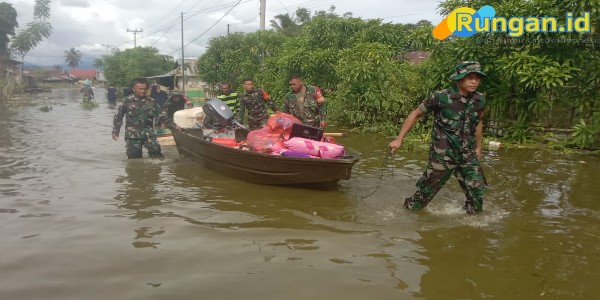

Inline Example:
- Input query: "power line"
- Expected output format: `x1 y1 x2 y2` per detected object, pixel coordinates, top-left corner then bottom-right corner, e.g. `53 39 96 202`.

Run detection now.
167 0 242 55
183 0 251 19
144 0 189 32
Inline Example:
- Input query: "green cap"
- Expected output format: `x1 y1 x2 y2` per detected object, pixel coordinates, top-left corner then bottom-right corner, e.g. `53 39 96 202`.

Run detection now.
450 61 486 81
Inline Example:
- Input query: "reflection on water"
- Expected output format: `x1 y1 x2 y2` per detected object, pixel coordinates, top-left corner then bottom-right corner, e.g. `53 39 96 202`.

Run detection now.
0 88 598 300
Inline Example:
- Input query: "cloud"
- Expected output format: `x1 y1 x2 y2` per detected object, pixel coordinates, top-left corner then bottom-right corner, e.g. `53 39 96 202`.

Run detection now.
58 0 90 8
14 0 442 67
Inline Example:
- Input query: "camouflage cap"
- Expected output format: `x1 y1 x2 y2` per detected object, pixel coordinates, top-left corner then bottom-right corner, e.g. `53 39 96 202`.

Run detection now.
450 61 486 81
170 89 182 96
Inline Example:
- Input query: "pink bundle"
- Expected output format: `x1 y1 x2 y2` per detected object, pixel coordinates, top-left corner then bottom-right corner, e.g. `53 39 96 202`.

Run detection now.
283 137 344 158
267 113 302 135
246 128 285 153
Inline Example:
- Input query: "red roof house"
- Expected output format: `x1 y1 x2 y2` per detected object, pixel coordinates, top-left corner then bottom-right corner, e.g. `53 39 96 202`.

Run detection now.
68 69 97 80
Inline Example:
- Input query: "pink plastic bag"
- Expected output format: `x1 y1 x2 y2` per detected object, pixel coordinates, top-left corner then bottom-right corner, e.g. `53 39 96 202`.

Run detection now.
246 128 285 153
267 113 302 135
283 137 344 158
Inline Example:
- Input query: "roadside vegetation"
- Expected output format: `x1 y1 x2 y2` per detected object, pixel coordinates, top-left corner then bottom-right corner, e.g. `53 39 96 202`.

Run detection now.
197 2 600 151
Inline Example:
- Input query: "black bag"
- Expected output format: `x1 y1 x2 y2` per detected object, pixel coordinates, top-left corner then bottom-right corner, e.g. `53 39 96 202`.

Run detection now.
289 123 323 141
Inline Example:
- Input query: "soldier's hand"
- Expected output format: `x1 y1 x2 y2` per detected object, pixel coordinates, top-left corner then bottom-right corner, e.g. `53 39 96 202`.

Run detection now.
388 138 403 153
320 120 327 129
112 133 119 141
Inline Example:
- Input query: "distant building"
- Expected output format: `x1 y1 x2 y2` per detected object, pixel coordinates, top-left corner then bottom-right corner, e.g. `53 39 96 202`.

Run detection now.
2 59 22 78
44 69 78 82
146 58 206 99
68 69 97 84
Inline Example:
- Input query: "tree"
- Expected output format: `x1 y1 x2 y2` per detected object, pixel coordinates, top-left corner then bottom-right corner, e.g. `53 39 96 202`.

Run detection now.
93 57 104 70
197 31 287 89
10 0 52 76
270 13 301 37
103 47 174 87
0 2 18 74
416 0 600 145
64 47 82 68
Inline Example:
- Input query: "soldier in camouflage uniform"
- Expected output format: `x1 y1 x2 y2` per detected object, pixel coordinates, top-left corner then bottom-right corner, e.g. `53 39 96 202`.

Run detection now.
238 78 279 130
283 74 327 128
388 61 488 214
163 89 192 121
80 83 94 102
112 78 175 159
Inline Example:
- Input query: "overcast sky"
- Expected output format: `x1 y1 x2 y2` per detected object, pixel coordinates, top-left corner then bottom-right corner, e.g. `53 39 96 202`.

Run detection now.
10 0 443 67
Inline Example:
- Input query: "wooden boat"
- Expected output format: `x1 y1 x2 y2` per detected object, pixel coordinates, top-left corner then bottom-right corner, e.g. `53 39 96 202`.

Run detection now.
170 127 360 186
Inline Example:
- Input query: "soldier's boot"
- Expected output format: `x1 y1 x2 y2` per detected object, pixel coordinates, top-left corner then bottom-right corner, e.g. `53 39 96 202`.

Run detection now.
404 191 431 211
148 150 164 158
464 198 483 214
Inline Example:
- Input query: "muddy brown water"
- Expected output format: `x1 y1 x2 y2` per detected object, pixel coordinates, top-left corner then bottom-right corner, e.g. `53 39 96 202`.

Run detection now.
1 88 599 300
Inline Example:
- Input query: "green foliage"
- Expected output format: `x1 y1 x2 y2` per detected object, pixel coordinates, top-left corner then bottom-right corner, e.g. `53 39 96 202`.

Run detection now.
32 0 51 19
507 121 533 144
64 47 82 68
421 0 600 144
0 2 18 56
103 47 174 87
332 42 423 128
9 0 52 72
92 57 103 69
197 31 287 91
0 77 23 103
81 99 99 110
570 115 600 149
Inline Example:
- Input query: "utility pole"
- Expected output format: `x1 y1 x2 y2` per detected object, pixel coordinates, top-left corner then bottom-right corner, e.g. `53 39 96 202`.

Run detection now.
101 44 113 54
127 28 143 47
227 24 231 35
180 12 186 97
259 0 266 30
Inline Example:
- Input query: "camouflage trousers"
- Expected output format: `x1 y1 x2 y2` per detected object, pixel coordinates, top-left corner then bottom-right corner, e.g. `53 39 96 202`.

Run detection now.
405 157 487 212
125 137 163 159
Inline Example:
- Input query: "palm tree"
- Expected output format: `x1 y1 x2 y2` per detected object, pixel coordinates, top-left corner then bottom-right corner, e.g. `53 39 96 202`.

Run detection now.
64 47 82 68
270 13 301 37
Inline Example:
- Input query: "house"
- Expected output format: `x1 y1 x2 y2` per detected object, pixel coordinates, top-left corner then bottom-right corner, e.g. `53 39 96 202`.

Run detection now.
68 69 97 84
146 58 206 100
2 58 22 78
44 69 78 82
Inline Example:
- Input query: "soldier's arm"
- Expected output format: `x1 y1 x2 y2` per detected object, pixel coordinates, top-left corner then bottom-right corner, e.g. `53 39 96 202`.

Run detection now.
238 98 245 121
156 103 175 128
475 111 485 159
112 102 127 139
263 90 278 112
388 107 425 152
282 95 290 113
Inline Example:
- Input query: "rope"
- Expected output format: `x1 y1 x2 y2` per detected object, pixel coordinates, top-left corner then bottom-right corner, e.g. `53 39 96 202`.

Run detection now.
360 149 395 200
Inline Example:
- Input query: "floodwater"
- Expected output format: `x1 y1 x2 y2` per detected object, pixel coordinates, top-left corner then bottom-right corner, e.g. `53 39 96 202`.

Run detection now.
1 88 599 300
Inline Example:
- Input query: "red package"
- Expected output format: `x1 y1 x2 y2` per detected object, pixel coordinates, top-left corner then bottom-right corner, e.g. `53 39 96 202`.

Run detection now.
267 112 302 135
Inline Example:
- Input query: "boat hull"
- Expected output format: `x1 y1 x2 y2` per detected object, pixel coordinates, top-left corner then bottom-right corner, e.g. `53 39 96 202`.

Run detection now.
171 128 359 185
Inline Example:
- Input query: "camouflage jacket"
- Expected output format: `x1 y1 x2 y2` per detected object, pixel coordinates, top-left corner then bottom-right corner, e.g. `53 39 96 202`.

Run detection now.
80 86 94 98
163 95 191 121
283 85 326 127
419 86 486 163
112 94 172 139
239 88 278 121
